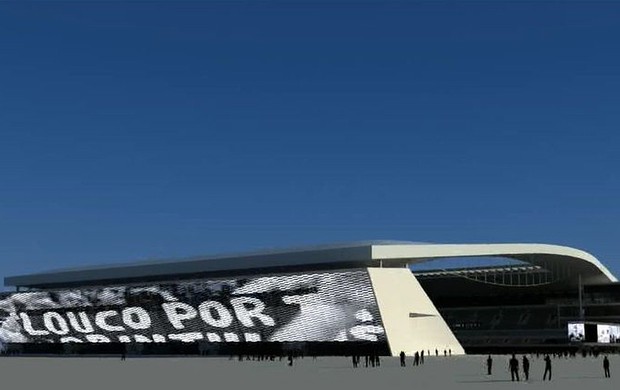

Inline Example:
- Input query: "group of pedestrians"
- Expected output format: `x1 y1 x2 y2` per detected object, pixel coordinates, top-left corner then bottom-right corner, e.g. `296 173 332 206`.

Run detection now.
228 351 306 366
351 353 381 368
507 354 532 381
485 353 611 381
504 354 550 381
399 350 427 367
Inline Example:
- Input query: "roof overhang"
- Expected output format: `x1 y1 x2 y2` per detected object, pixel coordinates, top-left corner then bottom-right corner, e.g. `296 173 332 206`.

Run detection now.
4 241 615 289
372 243 616 285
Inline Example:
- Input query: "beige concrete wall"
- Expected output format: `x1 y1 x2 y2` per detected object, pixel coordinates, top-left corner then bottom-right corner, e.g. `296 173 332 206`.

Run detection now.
367 267 464 356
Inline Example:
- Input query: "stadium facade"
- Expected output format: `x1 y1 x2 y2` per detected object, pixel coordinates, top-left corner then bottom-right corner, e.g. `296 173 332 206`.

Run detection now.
1 241 619 356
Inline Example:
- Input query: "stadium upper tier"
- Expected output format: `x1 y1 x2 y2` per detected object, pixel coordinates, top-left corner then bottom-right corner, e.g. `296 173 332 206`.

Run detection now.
4 241 616 289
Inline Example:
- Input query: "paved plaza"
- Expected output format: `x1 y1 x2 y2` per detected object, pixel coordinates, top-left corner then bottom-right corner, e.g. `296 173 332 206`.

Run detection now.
0 354 617 390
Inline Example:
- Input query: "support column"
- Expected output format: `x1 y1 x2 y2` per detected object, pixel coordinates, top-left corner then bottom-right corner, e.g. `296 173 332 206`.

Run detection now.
367 267 464 356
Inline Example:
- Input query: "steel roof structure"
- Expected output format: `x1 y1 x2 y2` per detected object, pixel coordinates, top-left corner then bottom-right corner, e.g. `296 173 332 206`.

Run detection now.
4 241 616 289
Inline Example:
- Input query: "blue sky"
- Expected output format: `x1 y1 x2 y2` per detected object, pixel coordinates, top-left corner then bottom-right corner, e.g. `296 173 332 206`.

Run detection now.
0 2 619 286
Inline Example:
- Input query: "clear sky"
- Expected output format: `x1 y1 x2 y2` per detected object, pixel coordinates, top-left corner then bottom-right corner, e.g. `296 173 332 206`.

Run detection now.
1 2 619 286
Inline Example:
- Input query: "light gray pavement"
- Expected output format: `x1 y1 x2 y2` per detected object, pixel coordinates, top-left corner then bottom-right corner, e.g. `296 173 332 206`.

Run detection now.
0 354 617 390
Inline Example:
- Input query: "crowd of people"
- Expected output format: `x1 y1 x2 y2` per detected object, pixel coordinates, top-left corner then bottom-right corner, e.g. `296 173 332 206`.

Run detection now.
484 351 612 381
113 344 617 381
396 348 614 382
224 346 613 381
351 353 382 367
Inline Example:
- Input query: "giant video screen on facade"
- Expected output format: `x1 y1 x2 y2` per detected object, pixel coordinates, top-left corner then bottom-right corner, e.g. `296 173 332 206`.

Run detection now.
0 270 385 346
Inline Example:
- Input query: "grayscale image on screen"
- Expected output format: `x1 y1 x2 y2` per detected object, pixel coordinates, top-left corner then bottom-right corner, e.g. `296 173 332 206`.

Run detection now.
0 270 385 345
567 322 585 342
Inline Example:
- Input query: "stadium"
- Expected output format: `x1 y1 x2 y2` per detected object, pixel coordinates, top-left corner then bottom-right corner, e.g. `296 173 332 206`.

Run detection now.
1 240 619 356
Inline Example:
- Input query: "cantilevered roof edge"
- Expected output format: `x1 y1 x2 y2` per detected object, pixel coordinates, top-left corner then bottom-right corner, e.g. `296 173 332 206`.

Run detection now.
5 242 387 288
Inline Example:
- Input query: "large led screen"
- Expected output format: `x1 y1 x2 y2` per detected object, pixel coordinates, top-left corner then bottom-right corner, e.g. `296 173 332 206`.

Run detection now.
0 270 385 346
567 322 585 342
597 324 620 344
612 325 620 343
597 324 611 343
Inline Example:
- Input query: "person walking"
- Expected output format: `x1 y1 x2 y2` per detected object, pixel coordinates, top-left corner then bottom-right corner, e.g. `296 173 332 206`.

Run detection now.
486 355 493 375
414 351 420 366
522 355 530 380
543 354 552 381
604 355 610 378
509 354 520 382
420 350 425 364
399 351 406 367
